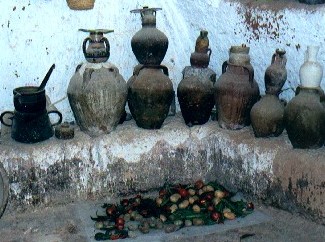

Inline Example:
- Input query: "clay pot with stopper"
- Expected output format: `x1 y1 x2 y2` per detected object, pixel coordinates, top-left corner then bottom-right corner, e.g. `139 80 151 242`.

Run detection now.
177 30 216 126
190 30 212 68
250 49 287 137
284 45 325 149
130 7 168 65
215 44 260 130
67 29 127 137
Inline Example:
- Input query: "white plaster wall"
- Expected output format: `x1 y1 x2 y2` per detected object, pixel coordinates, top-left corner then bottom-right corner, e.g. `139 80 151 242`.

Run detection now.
1 0 325 123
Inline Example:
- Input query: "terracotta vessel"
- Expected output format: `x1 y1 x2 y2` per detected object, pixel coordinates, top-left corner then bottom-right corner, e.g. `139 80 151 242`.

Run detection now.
178 30 216 126
299 46 323 88
80 29 113 63
284 87 325 149
178 67 216 126
250 94 285 137
215 45 260 130
130 7 168 65
190 30 211 68
128 65 174 129
265 49 287 96
68 63 127 136
251 49 287 137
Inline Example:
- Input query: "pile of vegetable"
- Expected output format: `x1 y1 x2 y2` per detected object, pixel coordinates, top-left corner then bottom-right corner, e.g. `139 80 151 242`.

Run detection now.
91 180 254 240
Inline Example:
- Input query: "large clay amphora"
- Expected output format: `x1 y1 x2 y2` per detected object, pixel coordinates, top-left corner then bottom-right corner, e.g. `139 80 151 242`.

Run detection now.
67 63 127 137
178 67 216 126
284 87 325 149
215 45 260 129
130 7 168 65
128 65 174 129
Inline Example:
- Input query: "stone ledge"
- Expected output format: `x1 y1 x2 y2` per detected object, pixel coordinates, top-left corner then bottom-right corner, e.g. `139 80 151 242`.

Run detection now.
0 113 324 223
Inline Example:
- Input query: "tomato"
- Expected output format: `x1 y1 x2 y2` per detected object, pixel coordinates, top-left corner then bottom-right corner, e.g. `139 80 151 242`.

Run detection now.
205 192 214 201
159 189 167 197
120 198 129 207
115 217 125 225
115 223 124 230
195 180 204 190
210 211 222 223
105 205 116 216
247 202 254 210
198 198 207 206
178 188 188 198
207 204 214 212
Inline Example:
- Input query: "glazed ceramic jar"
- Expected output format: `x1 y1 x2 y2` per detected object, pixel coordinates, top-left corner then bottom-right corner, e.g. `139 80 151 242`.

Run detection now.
284 87 325 148
130 7 168 65
128 65 174 129
177 30 216 126
215 45 260 130
67 30 127 137
250 49 287 137
299 46 323 88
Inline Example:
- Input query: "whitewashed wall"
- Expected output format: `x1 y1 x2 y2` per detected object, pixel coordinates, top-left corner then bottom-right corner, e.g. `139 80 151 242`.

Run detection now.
1 0 325 122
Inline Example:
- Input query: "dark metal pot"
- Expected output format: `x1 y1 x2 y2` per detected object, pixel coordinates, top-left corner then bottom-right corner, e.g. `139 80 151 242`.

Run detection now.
0 110 62 143
13 86 46 113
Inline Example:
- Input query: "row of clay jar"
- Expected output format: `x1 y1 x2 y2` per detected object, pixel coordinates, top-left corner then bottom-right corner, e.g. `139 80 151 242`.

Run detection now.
66 7 325 150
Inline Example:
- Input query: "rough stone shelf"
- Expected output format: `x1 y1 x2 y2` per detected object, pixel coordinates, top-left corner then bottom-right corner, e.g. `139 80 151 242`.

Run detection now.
0 113 324 223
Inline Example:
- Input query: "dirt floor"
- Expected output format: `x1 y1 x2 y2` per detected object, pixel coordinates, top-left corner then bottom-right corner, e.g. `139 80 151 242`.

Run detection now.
0 199 324 242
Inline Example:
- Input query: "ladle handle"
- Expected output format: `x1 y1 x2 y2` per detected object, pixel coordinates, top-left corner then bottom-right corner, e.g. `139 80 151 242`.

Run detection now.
38 64 55 91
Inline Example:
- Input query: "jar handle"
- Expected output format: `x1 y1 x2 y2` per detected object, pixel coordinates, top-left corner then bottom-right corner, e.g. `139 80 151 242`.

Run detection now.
139 65 169 76
48 110 62 127
243 65 255 88
271 53 276 64
222 61 228 74
207 48 212 61
101 37 110 59
82 37 92 57
0 111 14 127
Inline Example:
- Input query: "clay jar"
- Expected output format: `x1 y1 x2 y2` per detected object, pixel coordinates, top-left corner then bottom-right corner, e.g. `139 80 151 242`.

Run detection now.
299 46 323 88
128 65 174 129
264 49 287 96
67 63 127 137
177 30 216 126
178 67 216 126
190 30 212 68
80 29 113 63
130 7 168 65
284 87 325 149
250 49 287 137
215 45 260 130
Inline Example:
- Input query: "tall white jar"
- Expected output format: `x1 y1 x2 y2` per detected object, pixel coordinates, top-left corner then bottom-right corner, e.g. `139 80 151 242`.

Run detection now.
299 46 323 88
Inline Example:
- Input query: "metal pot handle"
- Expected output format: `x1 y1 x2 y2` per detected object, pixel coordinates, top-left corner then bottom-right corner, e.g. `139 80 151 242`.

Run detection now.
0 111 14 127
48 110 62 127
139 64 169 76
